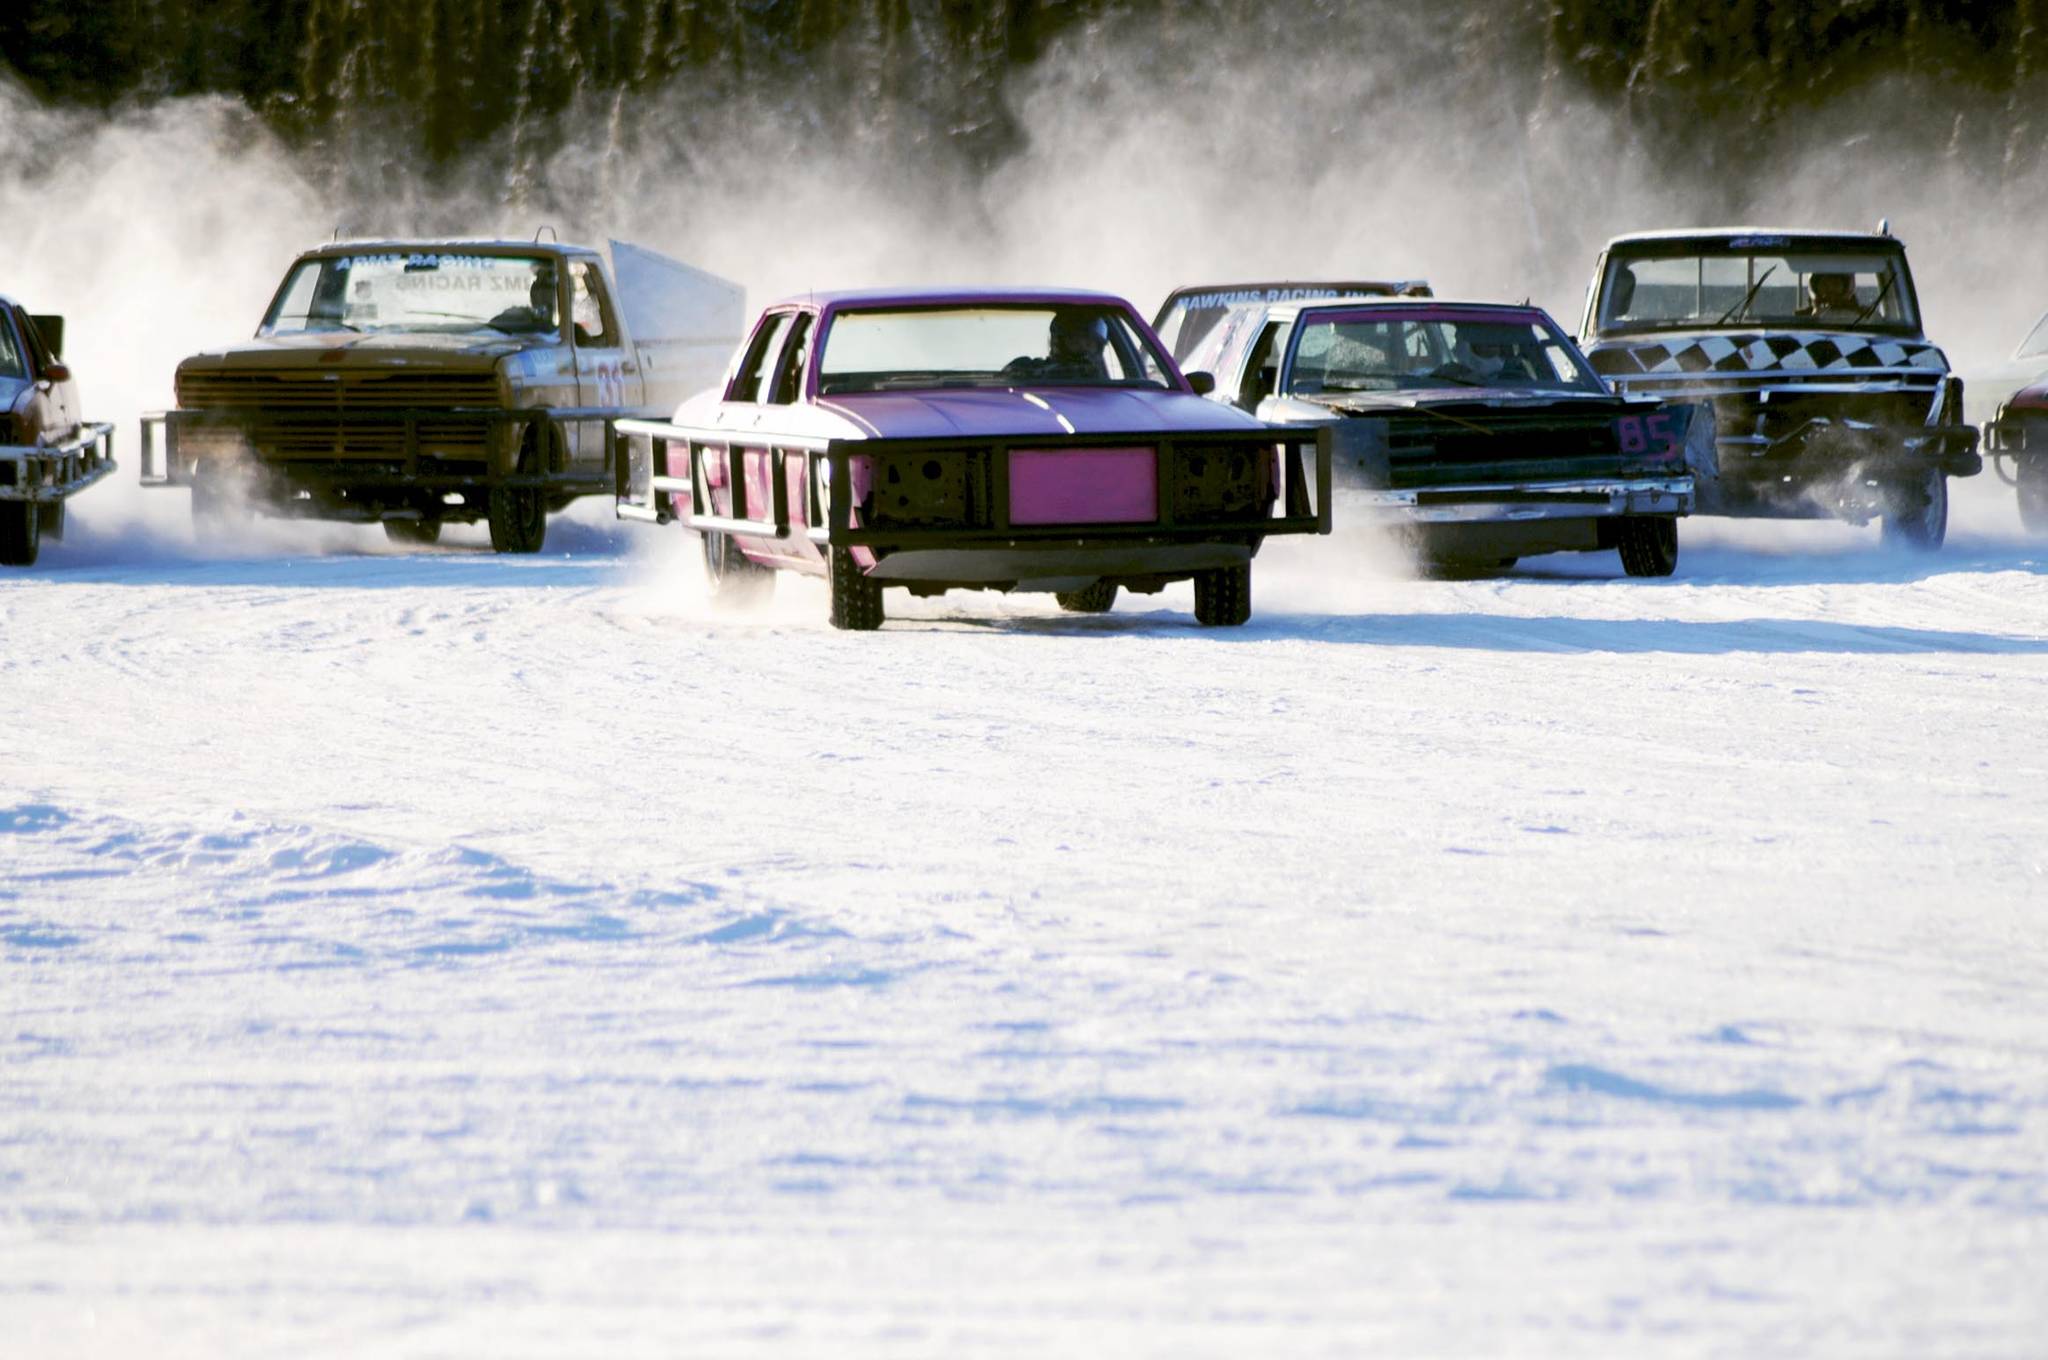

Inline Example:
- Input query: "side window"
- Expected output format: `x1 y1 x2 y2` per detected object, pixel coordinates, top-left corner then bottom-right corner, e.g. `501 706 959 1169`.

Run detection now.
0 314 22 380
729 313 793 402
569 260 618 347
1237 321 1291 411
768 314 814 405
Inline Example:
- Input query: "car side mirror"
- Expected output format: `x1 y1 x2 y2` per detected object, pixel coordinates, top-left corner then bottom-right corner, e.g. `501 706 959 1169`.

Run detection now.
40 363 71 384
1186 370 1216 396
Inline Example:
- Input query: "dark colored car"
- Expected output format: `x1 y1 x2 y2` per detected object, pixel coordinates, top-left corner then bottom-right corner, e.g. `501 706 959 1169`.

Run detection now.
1 298 115 567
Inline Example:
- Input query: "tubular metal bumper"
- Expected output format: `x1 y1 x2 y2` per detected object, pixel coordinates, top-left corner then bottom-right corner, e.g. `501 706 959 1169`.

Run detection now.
614 419 1333 547
0 423 117 503
1340 476 1693 524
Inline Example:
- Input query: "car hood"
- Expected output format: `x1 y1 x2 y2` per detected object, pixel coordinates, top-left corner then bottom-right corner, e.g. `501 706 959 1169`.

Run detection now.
1585 329 1949 378
1273 387 1629 420
2010 376 2048 411
179 330 545 372
817 386 1263 439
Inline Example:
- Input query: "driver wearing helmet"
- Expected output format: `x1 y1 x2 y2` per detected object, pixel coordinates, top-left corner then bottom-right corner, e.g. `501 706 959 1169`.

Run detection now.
1800 271 1862 322
1006 308 1111 381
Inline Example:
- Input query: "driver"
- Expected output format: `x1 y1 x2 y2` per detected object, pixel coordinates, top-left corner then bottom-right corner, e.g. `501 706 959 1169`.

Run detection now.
490 265 558 333
1008 308 1110 380
1801 271 1861 321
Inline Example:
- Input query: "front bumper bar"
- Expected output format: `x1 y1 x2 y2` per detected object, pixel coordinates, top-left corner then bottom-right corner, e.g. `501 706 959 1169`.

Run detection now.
1339 475 1692 524
0 423 117 503
614 420 1333 549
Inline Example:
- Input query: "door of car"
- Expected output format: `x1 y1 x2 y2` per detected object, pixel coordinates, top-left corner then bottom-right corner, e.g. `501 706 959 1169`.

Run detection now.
568 258 641 467
10 306 73 443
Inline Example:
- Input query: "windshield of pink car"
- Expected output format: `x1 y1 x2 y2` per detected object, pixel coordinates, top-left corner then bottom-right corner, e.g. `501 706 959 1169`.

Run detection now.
259 253 563 338
816 304 1176 396
1285 308 1605 395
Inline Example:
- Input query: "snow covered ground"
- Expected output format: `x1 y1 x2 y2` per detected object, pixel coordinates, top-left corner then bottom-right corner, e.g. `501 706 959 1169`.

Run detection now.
4 485 2046 1357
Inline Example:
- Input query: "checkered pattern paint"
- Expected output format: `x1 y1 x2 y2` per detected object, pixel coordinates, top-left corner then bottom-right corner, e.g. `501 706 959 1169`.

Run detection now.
1587 331 1949 379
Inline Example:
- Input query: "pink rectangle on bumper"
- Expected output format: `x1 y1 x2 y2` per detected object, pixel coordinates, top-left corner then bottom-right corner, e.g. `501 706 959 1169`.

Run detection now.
1008 447 1158 525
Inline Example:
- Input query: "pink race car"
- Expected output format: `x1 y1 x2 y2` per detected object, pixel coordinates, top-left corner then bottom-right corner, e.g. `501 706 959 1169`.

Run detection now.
616 288 1329 629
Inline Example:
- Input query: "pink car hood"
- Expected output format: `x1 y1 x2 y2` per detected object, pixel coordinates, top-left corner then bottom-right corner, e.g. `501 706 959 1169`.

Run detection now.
818 387 1261 440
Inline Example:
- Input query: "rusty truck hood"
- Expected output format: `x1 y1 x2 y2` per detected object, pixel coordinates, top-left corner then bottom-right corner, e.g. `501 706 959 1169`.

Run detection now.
177 330 549 374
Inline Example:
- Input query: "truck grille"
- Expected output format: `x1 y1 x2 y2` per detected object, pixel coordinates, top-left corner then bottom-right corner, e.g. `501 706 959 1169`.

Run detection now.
178 369 502 410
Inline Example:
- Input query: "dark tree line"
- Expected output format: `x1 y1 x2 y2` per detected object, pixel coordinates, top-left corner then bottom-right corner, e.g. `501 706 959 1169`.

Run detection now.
4 0 2046 174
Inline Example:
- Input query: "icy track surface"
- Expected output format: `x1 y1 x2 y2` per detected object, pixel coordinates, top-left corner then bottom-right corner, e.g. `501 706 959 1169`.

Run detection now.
4 507 2046 1357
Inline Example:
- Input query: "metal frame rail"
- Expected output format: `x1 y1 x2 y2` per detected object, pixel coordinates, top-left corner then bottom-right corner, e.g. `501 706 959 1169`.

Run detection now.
0 422 118 503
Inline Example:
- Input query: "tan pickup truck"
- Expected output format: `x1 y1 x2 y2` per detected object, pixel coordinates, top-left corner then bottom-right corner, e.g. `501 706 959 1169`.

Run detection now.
2 299 116 567
141 238 742 552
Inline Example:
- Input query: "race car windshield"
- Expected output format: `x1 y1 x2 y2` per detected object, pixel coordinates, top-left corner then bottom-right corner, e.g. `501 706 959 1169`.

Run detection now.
817 305 1175 394
1597 249 1919 334
1285 309 1604 396
261 254 563 337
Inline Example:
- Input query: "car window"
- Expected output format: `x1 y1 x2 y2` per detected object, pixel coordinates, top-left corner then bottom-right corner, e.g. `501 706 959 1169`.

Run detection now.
569 260 618 347
818 304 1174 394
1238 320 1291 411
768 314 814 405
2021 313 2048 360
730 312 794 403
16 309 57 377
0 313 22 380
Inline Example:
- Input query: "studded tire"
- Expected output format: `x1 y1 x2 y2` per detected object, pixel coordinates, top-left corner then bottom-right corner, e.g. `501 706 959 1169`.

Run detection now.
1192 563 1251 627
1615 515 1679 577
828 546 884 631
702 530 776 606
1054 580 1119 614
488 435 548 555
383 519 443 547
0 500 39 568
1880 472 1947 552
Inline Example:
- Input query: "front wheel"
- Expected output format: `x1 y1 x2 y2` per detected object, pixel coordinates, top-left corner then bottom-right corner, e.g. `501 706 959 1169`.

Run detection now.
827 546 884 630
2018 459 2048 536
0 501 40 567
1615 516 1679 577
1055 580 1119 614
488 441 548 554
1880 473 1947 551
702 530 775 606
1192 563 1251 626
383 519 443 547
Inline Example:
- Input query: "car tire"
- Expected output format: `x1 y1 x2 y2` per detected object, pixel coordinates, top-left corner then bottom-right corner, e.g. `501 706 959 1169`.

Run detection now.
1192 563 1251 626
1054 580 1119 613
488 437 548 555
2018 459 2048 536
0 500 40 568
383 519 443 547
1880 472 1947 551
828 546 884 630
702 530 775 606
1615 516 1679 577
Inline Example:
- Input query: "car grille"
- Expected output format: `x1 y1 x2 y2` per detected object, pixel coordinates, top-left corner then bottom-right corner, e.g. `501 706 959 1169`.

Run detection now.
1382 408 1633 488
177 369 502 410
177 369 503 461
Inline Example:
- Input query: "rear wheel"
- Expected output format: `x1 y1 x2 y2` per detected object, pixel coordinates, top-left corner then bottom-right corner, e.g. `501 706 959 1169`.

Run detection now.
827 546 884 630
1880 472 1947 551
1615 516 1679 577
1055 580 1119 614
1193 563 1251 626
701 530 775 606
2018 459 2048 535
383 519 442 547
0 501 40 567
488 438 548 554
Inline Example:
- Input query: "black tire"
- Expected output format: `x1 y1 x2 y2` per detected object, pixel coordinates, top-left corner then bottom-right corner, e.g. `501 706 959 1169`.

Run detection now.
488 437 548 554
0 500 40 568
1615 516 1679 577
827 546 884 630
1192 563 1251 626
383 519 442 547
701 530 775 605
1880 472 1947 551
2018 459 2048 536
190 467 251 536
1054 580 1119 613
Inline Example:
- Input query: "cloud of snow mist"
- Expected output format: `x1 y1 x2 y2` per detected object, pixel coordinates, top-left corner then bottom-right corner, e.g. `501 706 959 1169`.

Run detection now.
6 9 2047 570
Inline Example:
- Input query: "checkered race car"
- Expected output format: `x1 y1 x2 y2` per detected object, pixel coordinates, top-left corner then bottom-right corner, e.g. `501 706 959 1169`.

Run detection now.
1580 227 1979 548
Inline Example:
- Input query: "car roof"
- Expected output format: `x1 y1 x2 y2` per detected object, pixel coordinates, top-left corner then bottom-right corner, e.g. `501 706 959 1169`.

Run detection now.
1605 227 1905 250
773 286 1138 310
298 239 598 259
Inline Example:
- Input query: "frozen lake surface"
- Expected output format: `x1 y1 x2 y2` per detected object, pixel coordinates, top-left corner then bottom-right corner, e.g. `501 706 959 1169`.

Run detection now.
4 496 2046 1356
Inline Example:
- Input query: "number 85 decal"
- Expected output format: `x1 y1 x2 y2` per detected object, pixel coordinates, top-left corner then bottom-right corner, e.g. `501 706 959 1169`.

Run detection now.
1616 412 1679 457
